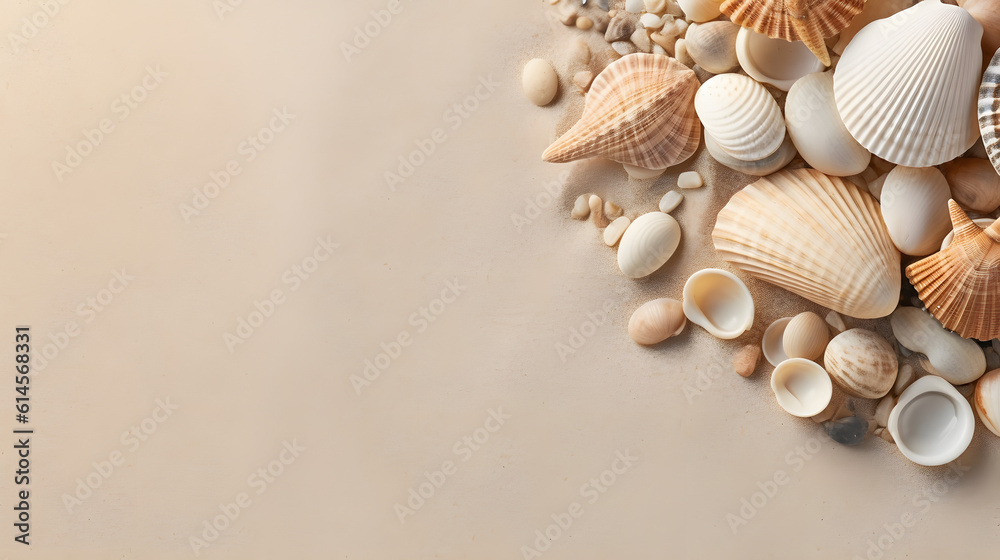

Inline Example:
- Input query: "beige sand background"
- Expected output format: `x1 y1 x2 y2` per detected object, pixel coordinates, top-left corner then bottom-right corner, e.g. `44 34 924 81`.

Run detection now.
0 0 996 558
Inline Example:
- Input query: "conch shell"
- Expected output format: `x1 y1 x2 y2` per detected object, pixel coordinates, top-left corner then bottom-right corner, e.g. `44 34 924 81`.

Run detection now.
712 168 901 319
542 53 700 170
906 201 1000 341
720 0 864 66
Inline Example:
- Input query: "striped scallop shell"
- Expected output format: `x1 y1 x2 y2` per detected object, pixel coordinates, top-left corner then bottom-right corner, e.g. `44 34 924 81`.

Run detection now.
834 0 983 168
823 329 898 399
712 169 901 318
980 49 1000 175
694 73 785 161
721 0 864 66
543 53 701 170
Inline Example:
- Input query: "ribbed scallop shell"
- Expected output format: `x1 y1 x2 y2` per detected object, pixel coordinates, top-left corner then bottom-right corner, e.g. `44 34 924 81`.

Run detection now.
834 0 983 168
721 0 863 66
823 329 897 399
694 73 784 161
712 168 901 318
980 49 1000 175
543 53 701 170
906 201 1000 341
618 212 682 279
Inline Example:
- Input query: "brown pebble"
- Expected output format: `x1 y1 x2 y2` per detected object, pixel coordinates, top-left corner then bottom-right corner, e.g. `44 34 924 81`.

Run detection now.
576 16 594 30
733 345 761 378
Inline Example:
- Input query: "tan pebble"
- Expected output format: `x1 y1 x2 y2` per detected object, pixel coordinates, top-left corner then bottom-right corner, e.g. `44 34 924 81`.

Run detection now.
604 200 623 219
589 195 609 227
650 31 677 52
604 216 631 246
559 8 578 26
733 345 761 377
570 38 591 66
630 27 653 52
608 9 618 17
825 310 847 334
658 191 683 213
677 171 703 189
522 59 559 107
874 394 895 427
571 194 591 220
576 16 594 30
573 70 594 91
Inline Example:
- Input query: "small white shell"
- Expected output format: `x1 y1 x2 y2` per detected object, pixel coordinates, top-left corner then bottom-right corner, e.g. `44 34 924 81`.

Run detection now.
684 21 740 74
762 317 791 367
682 268 754 339
879 166 952 256
890 307 986 385
888 375 975 466
735 28 824 92
784 72 870 177
782 311 829 361
628 298 686 345
617 212 682 279
604 216 631 246
695 73 786 162
522 59 559 107
678 0 722 22
975 369 1000 437
770 358 834 418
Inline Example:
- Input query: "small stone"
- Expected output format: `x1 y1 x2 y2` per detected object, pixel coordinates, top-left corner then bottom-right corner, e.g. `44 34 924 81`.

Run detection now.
605 15 635 42
607 9 617 18
644 0 668 13
604 200 623 219
590 195 609 227
625 0 644 13
573 70 594 91
522 59 559 107
892 364 915 396
650 31 677 52
665 0 685 17
576 16 594 30
639 13 666 29
651 43 668 56
674 19 688 35
824 416 868 446
603 216 631 246
571 194 592 220
658 191 683 213
677 171 703 189
612 41 638 56
673 38 693 66
593 12 610 32
987 347 1000 371
630 27 652 52
993 337 1000 357
732 345 761 377
560 7 579 26
570 37 591 66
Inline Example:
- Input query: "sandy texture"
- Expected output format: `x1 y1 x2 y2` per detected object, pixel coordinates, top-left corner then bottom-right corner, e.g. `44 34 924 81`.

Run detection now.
0 0 996 559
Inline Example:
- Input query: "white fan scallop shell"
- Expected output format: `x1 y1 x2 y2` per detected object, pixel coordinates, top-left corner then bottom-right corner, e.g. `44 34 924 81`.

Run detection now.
694 73 785 161
833 0 983 168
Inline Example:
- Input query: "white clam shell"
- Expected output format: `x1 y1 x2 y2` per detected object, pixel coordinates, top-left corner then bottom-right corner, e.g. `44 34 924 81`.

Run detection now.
879 166 953 256
617 212 681 279
695 73 786 161
823 328 897 399
761 317 791 367
782 311 829 361
975 369 1000 437
735 28 824 92
890 307 986 385
888 375 975 466
682 268 754 339
833 0 983 167
628 298 686 345
770 358 833 418
685 21 740 74
784 72 870 177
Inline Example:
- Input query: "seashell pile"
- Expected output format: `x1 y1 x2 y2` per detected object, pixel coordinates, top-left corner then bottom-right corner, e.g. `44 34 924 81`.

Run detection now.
530 0 1000 466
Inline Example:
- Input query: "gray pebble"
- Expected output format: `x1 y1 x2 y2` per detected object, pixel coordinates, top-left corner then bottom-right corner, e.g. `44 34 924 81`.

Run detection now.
824 416 868 446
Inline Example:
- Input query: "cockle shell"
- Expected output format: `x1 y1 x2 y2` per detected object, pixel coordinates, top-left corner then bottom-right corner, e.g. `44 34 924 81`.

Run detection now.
979 49 1000 175
906 202 1000 341
879 166 953 257
834 0 983 168
712 169 901 319
782 311 829 361
694 73 785 162
889 305 987 383
823 329 897 399
784 72 870 177
721 0 864 66
975 369 1000 437
888 375 975 467
940 158 1000 213
682 268 754 339
735 28 824 91
770 358 833 417
618 212 682 279
628 298 686 345
684 21 740 74
543 53 701 170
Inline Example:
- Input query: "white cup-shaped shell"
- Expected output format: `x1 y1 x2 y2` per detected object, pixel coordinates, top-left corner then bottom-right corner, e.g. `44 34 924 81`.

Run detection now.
784 72 870 177
617 212 682 279
695 73 786 161
880 166 953 256
770 358 834 418
682 268 754 339
823 329 897 399
782 311 829 361
735 28 824 92
628 298 686 345
685 21 740 74
762 317 792 366
888 375 975 466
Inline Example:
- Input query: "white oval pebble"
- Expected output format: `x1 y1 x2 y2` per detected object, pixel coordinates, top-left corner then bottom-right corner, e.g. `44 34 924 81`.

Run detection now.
604 216 631 246
677 171 703 189
625 0 644 13
522 58 559 107
640 13 665 29
659 191 684 213
612 41 637 56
